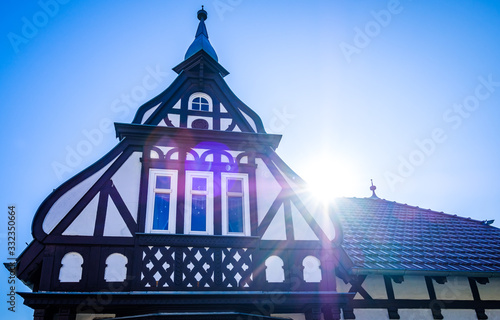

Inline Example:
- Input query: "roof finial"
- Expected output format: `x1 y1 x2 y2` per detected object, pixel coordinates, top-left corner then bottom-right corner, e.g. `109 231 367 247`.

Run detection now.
198 5 207 21
184 6 218 61
370 179 379 199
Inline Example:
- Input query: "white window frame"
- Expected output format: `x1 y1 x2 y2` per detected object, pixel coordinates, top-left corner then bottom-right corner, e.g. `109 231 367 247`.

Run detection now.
184 171 214 235
145 169 178 234
188 92 212 112
221 173 251 236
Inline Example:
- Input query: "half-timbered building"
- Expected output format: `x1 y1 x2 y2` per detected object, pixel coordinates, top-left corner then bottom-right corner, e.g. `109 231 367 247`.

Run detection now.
16 8 500 320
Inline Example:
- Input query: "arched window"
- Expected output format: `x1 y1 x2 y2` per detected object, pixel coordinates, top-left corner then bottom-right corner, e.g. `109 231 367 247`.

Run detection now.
265 256 285 283
104 253 128 282
189 93 212 112
302 255 322 283
59 252 83 283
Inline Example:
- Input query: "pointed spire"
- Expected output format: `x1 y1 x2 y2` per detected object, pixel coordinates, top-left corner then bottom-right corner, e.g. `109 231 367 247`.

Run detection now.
370 179 379 199
185 6 219 62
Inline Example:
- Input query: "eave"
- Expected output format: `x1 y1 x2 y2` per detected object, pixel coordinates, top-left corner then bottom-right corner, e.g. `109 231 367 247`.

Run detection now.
173 50 229 77
18 291 354 311
111 312 290 320
349 267 500 278
114 123 282 150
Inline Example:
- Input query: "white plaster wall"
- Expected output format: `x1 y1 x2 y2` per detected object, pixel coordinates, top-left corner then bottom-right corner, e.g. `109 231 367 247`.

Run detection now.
272 314 305 320
335 276 351 293
226 150 243 160
221 118 232 130
434 276 473 300
352 309 388 320
262 204 287 240
440 309 477 319
186 152 196 161
240 109 258 132
61 152 140 237
62 194 99 236
392 276 429 300
221 153 231 163
308 200 336 241
168 113 180 127
477 277 500 300
172 99 181 109
111 152 141 222
291 203 318 240
220 103 228 113
275 165 336 241
360 275 387 299
150 149 161 159
43 158 116 234
255 158 282 225
353 292 363 300
485 310 500 320
103 200 132 237
398 309 433 319
141 102 161 124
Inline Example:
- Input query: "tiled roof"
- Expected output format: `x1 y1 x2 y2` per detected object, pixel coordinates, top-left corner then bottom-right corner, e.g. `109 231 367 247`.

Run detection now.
333 197 500 274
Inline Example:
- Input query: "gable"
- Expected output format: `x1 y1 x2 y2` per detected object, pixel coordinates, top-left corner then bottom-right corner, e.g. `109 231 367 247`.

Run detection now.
32 143 141 242
131 53 266 135
30 125 341 246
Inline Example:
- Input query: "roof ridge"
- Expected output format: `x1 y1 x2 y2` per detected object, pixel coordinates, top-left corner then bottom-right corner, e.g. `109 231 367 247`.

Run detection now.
339 196 498 229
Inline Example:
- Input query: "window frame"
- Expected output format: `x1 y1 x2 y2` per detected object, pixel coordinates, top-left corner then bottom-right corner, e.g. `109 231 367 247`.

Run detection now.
188 92 212 112
184 171 214 235
145 169 178 234
221 172 251 236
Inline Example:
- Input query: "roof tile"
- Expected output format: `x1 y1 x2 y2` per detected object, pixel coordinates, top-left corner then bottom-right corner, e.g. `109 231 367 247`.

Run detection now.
333 197 500 274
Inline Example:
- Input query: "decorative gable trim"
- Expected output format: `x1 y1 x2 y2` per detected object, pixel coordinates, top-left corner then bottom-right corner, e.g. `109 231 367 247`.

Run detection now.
32 142 141 242
115 123 282 150
173 50 229 77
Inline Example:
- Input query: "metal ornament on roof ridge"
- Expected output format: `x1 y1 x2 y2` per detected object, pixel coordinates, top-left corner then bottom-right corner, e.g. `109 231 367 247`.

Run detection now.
198 5 207 21
370 179 379 199
184 6 219 62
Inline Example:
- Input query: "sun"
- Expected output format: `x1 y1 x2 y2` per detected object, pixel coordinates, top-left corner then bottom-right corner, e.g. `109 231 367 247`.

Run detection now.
298 155 360 202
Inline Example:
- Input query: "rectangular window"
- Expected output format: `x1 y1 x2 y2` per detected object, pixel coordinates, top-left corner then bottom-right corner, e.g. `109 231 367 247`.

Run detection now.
221 173 250 236
185 171 213 234
146 169 178 233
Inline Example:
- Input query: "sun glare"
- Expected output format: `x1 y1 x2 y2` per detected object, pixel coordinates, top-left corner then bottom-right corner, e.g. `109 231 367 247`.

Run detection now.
298 155 360 202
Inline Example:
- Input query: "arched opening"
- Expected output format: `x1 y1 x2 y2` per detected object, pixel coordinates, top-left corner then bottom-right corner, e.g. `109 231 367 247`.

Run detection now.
104 253 128 282
302 255 322 283
265 255 285 283
59 252 83 283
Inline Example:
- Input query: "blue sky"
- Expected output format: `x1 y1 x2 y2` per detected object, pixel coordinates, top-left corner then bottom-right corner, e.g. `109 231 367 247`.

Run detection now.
1 0 500 318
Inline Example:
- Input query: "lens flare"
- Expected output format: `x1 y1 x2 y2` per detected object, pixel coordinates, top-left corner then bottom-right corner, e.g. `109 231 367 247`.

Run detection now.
298 155 359 202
